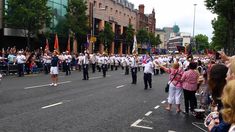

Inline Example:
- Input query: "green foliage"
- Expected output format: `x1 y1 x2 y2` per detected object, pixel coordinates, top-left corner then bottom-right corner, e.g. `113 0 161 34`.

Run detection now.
98 23 114 52
149 33 161 48
65 0 88 36
195 34 209 51
125 24 134 47
5 0 52 48
210 16 228 51
205 0 235 55
136 29 148 44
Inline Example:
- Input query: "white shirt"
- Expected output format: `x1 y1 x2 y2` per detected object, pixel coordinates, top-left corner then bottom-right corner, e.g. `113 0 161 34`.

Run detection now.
144 61 154 74
83 54 89 64
16 55 26 64
130 57 137 67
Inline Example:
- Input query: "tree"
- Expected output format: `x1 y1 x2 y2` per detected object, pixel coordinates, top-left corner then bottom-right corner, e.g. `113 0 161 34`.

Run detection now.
136 29 148 53
5 0 52 49
98 23 114 53
124 24 134 54
210 16 228 50
149 33 161 48
65 0 88 36
205 0 235 55
195 34 209 52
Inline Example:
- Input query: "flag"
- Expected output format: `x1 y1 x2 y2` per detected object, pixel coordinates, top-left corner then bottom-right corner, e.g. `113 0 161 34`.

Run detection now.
45 39 49 51
132 35 138 54
73 37 78 54
54 34 59 53
67 35 71 53
85 35 90 49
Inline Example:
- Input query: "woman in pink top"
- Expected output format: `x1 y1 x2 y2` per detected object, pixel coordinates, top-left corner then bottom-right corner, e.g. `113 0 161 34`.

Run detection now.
181 62 199 114
158 62 184 113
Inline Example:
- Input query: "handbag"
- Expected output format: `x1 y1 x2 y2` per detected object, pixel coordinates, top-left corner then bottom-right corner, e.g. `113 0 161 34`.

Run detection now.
165 70 179 93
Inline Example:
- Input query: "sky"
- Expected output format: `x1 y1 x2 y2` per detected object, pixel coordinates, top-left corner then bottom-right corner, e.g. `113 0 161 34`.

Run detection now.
128 0 217 42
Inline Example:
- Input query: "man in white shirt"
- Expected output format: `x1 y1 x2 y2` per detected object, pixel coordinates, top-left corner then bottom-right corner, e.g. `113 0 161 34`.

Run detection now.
16 51 26 77
101 53 108 77
90 54 97 73
130 55 138 84
82 51 90 80
143 54 154 90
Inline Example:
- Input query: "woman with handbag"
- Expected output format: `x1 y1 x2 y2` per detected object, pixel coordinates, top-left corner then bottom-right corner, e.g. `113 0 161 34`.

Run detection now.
157 62 184 113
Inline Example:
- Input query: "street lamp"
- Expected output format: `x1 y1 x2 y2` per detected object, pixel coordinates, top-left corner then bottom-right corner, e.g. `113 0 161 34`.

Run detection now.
192 4 197 52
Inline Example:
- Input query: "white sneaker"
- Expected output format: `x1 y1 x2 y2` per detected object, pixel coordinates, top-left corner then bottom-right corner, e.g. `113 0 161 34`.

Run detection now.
54 83 57 86
50 83 54 86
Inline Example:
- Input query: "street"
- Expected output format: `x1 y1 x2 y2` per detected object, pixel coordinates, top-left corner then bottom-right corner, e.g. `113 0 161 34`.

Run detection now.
0 69 206 132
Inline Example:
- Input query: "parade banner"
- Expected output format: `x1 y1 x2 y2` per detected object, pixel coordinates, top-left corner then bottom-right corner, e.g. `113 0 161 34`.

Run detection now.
132 35 138 54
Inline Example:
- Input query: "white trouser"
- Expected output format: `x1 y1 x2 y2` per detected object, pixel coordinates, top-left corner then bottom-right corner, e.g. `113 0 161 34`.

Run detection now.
168 83 183 104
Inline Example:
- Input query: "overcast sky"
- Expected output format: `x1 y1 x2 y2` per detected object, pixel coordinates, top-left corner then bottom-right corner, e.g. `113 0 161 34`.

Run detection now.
128 0 217 42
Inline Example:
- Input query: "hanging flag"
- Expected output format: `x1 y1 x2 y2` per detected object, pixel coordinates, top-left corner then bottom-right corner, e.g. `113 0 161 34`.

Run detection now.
132 34 138 54
67 35 71 53
73 37 78 54
45 39 49 51
85 35 90 49
54 34 59 53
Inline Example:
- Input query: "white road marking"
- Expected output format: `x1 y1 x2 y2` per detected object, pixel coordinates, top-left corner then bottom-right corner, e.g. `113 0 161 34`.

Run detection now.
116 85 125 89
154 105 160 109
130 119 153 130
145 111 152 116
41 102 63 109
168 130 176 132
161 100 166 104
131 119 142 127
89 75 111 80
24 81 72 89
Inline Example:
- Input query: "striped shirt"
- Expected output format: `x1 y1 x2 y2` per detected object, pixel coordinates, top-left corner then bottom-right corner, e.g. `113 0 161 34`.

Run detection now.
181 69 199 91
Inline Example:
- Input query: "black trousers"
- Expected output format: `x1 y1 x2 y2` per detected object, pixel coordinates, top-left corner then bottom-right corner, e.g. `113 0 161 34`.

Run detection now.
160 68 165 74
92 63 96 73
83 64 89 80
17 63 24 77
154 69 159 75
183 89 197 113
144 73 152 89
131 67 137 84
97 65 101 72
102 64 107 77
65 62 71 75
125 66 129 75
115 66 118 70
111 65 114 71
44 63 51 74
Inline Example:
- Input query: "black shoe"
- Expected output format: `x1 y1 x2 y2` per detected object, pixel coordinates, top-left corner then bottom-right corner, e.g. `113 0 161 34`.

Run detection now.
82 79 86 80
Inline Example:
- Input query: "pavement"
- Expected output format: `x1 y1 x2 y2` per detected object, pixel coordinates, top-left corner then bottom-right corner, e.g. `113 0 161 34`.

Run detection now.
0 68 207 132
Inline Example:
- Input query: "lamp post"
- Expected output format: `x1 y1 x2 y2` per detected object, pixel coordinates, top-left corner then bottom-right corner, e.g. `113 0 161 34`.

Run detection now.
192 4 197 52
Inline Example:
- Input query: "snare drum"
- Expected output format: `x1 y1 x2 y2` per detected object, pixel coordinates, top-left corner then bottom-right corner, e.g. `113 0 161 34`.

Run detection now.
194 108 205 119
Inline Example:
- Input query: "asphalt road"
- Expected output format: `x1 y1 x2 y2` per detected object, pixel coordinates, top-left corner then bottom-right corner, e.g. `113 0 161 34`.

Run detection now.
0 68 207 132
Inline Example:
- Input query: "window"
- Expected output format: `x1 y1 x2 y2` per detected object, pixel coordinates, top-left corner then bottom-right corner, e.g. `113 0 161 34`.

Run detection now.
110 8 113 12
105 6 108 10
99 3 102 8
94 1 97 7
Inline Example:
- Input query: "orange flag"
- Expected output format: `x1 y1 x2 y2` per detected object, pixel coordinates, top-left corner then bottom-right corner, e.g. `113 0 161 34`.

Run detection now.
67 35 71 53
45 39 49 51
54 34 59 53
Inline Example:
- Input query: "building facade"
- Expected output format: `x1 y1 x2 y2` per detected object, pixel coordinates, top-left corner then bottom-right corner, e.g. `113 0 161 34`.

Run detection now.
155 28 166 49
136 4 155 33
0 0 68 49
167 32 191 53
86 0 137 54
